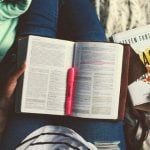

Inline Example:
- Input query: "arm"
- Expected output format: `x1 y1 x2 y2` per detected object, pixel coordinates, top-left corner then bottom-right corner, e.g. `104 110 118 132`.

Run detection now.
0 64 25 141
0 0 32 21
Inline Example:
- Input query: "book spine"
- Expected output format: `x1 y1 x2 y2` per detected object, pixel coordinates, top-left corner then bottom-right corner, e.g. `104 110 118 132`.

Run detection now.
118 45 130 120
15 37 28 112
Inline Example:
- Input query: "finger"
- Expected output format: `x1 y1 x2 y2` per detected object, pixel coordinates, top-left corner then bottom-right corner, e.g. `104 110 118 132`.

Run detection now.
4 80 17 99
9 63 26 81
3 63 26 99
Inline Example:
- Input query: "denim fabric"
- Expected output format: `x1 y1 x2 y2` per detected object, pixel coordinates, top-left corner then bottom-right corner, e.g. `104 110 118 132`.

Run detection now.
1 114 126 150
18 0 106 41
18 0 59 38
58 0 106 41
60 117 126 149
0 0 126 150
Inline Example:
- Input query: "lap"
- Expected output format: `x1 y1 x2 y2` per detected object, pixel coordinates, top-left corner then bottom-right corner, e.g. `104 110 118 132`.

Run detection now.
1 113 125 150
0 0 109 149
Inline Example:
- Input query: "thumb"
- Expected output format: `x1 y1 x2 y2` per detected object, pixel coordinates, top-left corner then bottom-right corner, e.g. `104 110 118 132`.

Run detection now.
3 63 26 99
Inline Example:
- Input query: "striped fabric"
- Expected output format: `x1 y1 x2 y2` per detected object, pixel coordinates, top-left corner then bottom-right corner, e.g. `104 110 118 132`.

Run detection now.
16 125 97 150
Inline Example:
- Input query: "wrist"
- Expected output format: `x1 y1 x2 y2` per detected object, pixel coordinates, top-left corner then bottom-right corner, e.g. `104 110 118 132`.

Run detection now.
0 108 8 134
0 96 13 116
0 97 13 136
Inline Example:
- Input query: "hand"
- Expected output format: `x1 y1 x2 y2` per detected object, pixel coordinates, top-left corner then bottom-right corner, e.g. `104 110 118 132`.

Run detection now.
0 64 25 101
0 63 26 134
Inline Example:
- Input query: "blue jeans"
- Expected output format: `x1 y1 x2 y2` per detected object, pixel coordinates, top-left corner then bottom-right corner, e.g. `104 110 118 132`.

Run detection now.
1 0 125 149
18 0 106 41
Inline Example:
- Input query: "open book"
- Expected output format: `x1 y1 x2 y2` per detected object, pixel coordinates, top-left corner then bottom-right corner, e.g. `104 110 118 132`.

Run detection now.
15 35 131 120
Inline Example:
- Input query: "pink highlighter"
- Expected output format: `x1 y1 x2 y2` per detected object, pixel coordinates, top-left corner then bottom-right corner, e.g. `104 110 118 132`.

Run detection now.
65 67 77 115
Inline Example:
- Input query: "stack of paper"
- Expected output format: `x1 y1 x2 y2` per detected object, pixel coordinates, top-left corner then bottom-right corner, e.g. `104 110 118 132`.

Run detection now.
94 141 120 150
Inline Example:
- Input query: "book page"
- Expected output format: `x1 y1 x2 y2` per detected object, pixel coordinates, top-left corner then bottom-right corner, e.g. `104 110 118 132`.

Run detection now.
20 36 74 115
72 42 123 119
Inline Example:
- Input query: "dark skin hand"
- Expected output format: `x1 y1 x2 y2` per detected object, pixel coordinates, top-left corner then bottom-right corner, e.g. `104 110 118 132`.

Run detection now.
0 64 26 141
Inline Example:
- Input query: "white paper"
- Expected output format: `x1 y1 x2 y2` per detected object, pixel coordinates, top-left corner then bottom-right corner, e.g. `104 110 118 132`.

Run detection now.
94 141 120 150
112 24 150 53
20 36 74 115
128 80 150 106
72 42 123 119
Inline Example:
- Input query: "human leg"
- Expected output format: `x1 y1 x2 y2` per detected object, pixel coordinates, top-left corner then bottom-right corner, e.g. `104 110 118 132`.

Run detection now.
1 1 113 149
0 113 63 149
57 1 126 149
57 117 126 150
58 0 106 41
0 0 60 149
1 114 48 149
18 0 59 38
